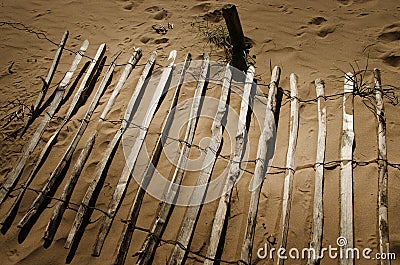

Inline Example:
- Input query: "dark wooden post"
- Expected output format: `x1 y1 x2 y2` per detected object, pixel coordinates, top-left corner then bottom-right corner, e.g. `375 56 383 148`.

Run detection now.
222 4 248 71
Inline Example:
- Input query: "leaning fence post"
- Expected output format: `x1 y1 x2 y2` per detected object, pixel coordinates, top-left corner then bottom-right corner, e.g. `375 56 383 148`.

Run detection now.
222 4 248 71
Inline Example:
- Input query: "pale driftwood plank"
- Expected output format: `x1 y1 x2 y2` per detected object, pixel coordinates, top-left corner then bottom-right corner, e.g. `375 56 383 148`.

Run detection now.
277 73 299 265
92 50 178 256
100 48 142 120
169 63 232 265
64 51 160 250
22 30 69 135
43 132 96 245
113 53 192 265
340 73 354 265
239 66 281 265
0 40 89 207
204 66 255 265
41 53 122 245
136 53 209 265
308 79 327 265
17 44 109 231
374 69 390 265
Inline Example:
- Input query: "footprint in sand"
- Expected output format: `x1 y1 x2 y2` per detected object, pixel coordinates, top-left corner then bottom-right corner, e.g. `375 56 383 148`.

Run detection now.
202 9 223 23
378 23 400 67
191 3 212 12
154 38 169 44
382 54 400 67
308 16 327 26
317 25 337 38
140 35 153 44
121 0 144 11
378 23 400 42
303 16 336 38
153 9 168 20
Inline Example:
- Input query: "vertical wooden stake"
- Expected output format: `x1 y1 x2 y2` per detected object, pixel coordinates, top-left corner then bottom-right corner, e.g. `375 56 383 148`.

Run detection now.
222 4 247 71
374 69 390 265
277 73 299 265
340 73 354 265
308 79 327 265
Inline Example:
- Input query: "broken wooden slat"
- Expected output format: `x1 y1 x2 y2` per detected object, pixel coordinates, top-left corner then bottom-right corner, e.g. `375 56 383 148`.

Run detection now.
239 66 281 265
43 132 96 245
0 40 89 207
136 53 210 265
308 79 327 265
92 50 178 257
169 63 232 265
17 44 109 231
100 48 142 120
278 73 299 265
113 53 192 265
204 65 255 265
374 68 390 265
42 52 122 245
64 51 159 250
340 73 354 265
21 30 69 135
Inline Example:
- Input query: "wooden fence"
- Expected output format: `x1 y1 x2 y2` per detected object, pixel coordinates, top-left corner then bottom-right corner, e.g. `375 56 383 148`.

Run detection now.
0 33 394 265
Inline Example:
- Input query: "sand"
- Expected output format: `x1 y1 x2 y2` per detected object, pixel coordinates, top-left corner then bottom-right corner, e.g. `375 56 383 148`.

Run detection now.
0 0 400 264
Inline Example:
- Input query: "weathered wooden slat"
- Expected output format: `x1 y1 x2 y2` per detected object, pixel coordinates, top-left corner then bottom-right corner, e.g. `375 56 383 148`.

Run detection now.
42 52 122 245
113 53 192 265
204 66 255 265
100 48 142 120
374 69 390 265
169 63 232 265
21 30 69 135
0 40 89 207
308 79 327 265
136 53 210 265
92 50 178 257
340 73 354 265
17 44 108 231
64 51 160 250
239 66 281 265
43 132 96 245
277 73 299 265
